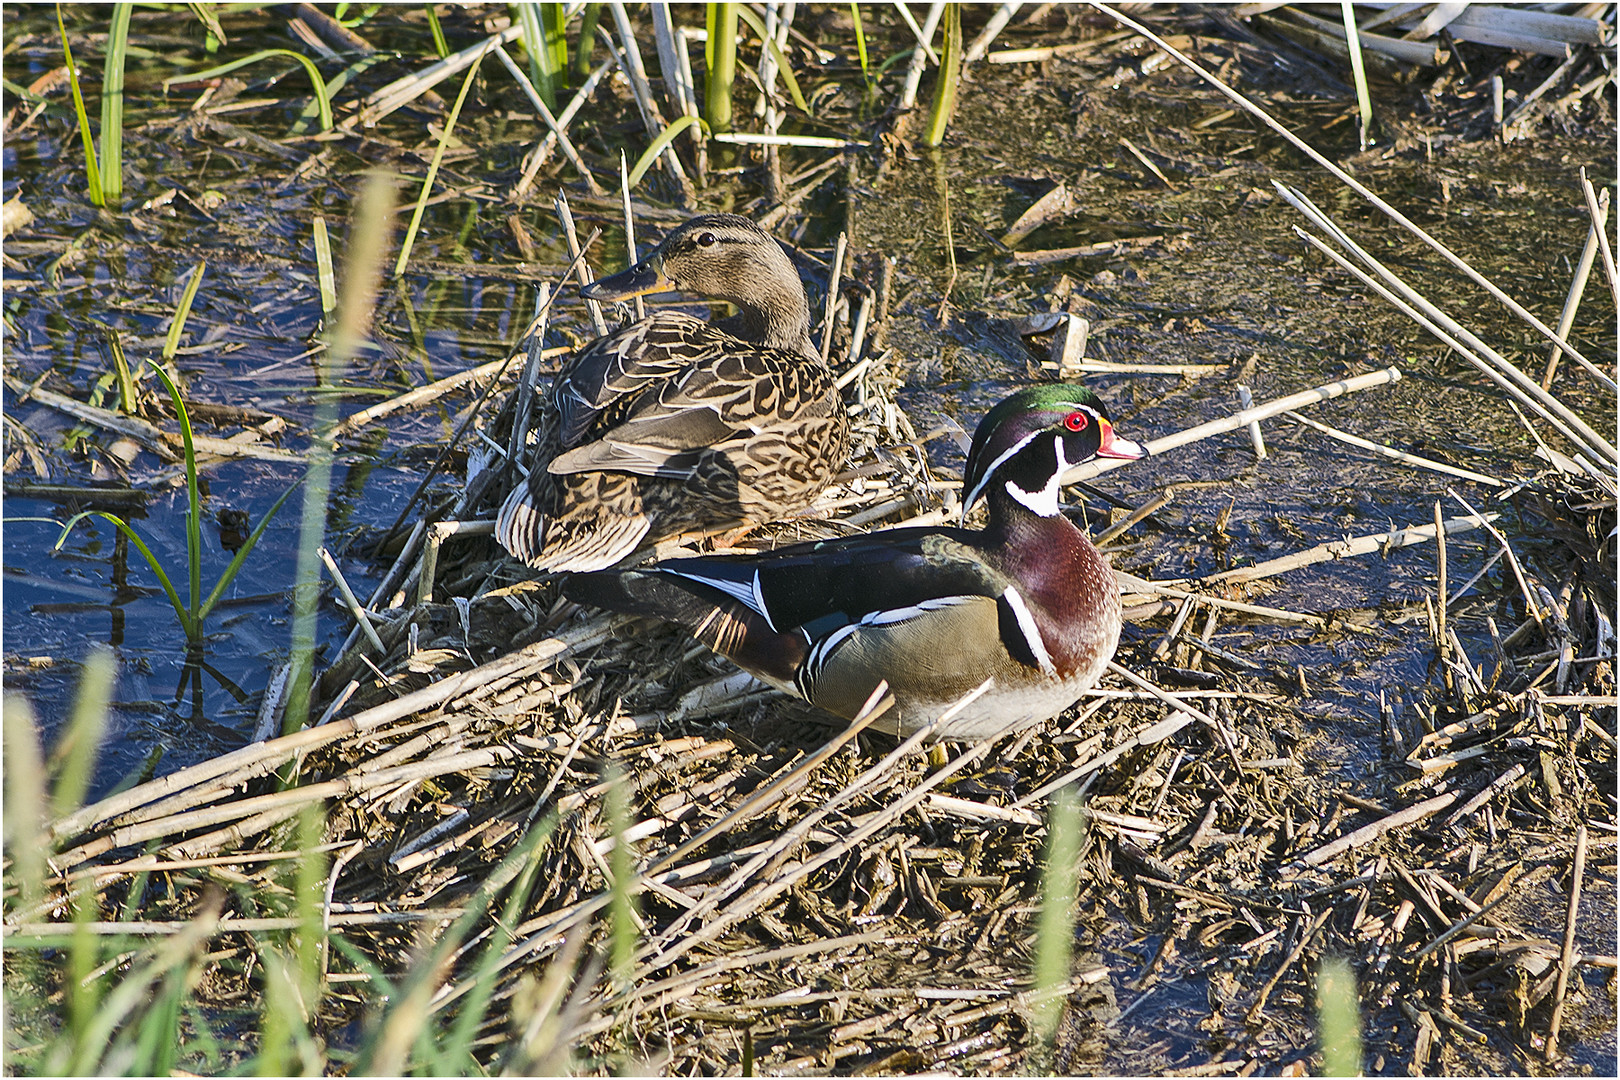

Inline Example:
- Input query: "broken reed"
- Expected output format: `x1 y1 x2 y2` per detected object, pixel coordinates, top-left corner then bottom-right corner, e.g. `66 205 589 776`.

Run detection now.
1 657 587 1075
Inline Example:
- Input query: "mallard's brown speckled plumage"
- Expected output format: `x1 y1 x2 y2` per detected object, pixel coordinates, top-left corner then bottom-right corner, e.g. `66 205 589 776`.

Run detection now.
497 214 849 572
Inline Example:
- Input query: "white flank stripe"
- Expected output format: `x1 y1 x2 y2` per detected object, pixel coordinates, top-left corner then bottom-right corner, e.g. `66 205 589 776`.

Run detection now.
752 569 777 631
661 568 764 616
1002 585 1056 676
862 595 971 626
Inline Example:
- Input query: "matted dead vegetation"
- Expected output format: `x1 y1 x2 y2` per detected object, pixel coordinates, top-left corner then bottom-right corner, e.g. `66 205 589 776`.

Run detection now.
9 4 1616 1076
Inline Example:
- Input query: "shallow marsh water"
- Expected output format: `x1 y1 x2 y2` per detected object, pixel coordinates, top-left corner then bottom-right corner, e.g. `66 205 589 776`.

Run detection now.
3 3 1614 1074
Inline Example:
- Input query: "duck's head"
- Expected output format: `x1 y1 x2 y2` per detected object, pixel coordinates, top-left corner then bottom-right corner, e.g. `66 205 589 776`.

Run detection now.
582 214 814 356
960 385 1145 523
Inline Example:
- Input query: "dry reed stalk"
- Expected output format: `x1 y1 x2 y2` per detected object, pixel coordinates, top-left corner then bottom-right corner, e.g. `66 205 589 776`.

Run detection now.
1090 3 1612 383
493 44 604 196
514 55 617 200
333 347 564 434
1294 792 1460 869
896 1 947 114
1 375 300 464
1540 187 1608 389
1064 367 1402 486
556 193 608 337
354 25 525 126
1194 512 1497 587
48 619 620 850
1284 411 1503 486
1578 169 1619 310
1546 824 1590 1057
606 0 693 204
1106 661 1239 762
1280 187 1617 461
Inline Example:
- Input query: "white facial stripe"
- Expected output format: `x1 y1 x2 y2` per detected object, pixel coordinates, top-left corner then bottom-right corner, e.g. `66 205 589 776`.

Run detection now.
962 429 1041 523
1002 585 1056 676
1003 433 1075 518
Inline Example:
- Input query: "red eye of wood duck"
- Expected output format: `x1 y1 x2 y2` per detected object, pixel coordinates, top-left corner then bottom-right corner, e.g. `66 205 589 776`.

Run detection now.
496 213 850 573
563 384 1147 743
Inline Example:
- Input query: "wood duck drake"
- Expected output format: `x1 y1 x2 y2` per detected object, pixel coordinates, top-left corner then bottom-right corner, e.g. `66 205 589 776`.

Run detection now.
562 385 1146 741
497 214 850 572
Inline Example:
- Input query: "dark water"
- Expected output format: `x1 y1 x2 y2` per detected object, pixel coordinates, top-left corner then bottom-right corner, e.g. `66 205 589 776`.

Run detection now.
3 4 1614 1072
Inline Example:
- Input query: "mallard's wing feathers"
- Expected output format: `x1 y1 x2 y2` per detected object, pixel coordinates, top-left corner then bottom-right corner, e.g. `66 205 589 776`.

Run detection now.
546 438 710 480
555 312 749 446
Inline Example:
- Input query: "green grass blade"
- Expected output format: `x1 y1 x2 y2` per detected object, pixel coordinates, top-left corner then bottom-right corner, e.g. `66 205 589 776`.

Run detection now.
99 3 131 203
925 2 961 147
313 216 337 316
1317 956 1363 1076
606 767 639 986
572 2 602 81
50 645 115 822
353 816 556 1075
66 904 221 1075
628 115 709 188
440 817 551 1072
55 511 191 637
850 3 870 83
163 259 207 361
733 4 809 114
285 172 395 736
705 3 736 134
424 2 448 58
515 2 563 111
108 330 137 414
186 2 226 46
56 4 103 205
164 49 334 131
3 696 49 916
394 49 484 277
1032 783 1081 1044
145 360 202 625
195 476 302 624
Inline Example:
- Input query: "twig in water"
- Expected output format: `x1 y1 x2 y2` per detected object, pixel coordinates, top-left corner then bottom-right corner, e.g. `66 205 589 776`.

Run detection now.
1541 186 1609 390
493 44 604 196
318 547 385 654
1446 486 1544 627
1284 410 1503 486
1546 824 1589 1058
1086 3 1612 382
1278 184 1616 460
1064 367 1403 486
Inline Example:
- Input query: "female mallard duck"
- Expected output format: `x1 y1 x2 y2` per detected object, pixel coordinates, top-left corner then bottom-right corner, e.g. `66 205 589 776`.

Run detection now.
497 214 850 572
562 385 1146 741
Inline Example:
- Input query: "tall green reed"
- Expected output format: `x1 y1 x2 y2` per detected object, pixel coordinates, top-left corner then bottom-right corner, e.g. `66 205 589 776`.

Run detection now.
1032 784 1082 1044
517 1 568 111
705 3 737 134
56 5 103 205
925 2 961 147
99 3 132 203
284 172 396 736
1317 956 1363 1076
